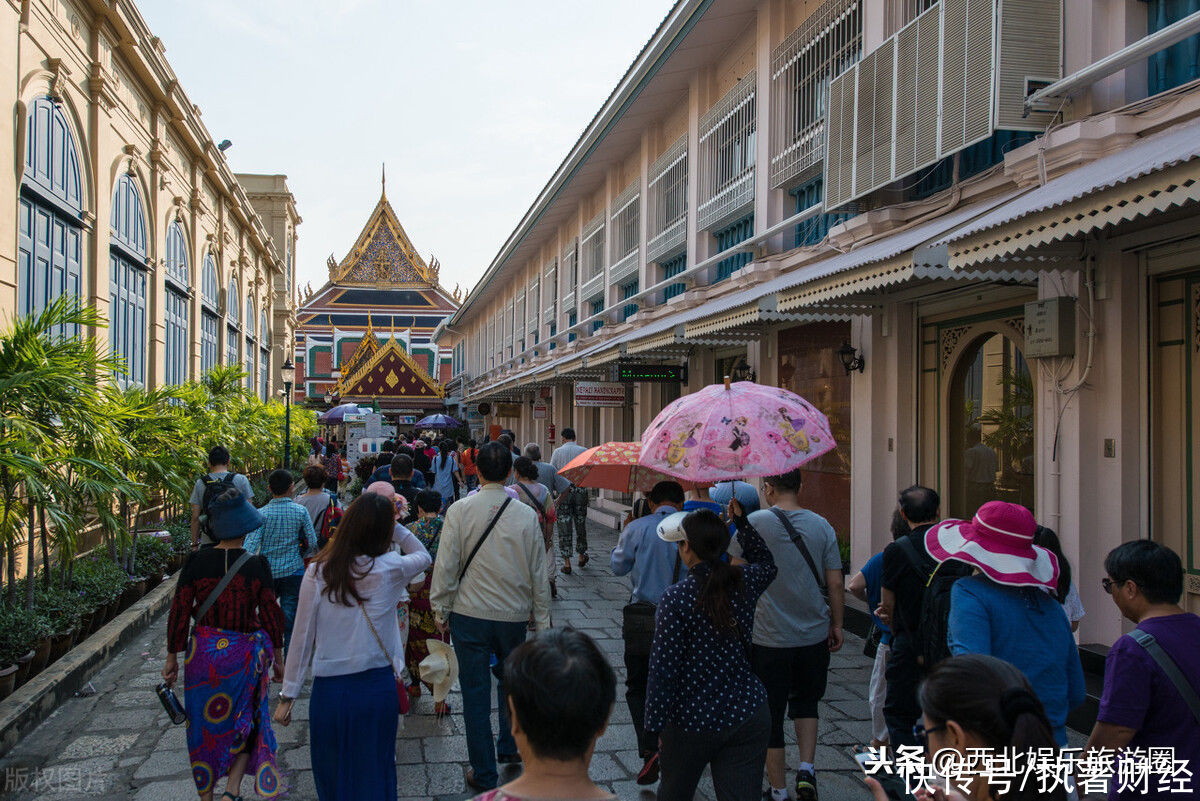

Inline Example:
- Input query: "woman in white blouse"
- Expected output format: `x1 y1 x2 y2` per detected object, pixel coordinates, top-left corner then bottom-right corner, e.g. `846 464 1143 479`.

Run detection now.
275 492 431 800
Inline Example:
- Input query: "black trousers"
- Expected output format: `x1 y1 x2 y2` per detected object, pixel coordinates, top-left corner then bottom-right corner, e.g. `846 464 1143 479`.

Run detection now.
883 635 922 748
658 703 771 801
622 603 657 757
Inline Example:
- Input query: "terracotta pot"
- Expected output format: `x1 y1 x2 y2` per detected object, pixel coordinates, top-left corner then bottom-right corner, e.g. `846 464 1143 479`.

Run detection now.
78 612 93 637
0 665 17 701
29 637 51 676
14 650 35 688
48 631 74 664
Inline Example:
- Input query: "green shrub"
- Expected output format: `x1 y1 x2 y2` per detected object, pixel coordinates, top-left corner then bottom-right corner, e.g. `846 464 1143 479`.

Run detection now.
133 535 172 578
30 585 84 635
0 606 45 666
71 556 127 609
165 520 191 554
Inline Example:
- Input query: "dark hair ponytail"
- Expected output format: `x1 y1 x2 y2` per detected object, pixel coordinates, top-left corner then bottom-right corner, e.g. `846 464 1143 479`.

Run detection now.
439 439 450 469
1033 526 1071 605
682 510 743 634
919 654 1064 801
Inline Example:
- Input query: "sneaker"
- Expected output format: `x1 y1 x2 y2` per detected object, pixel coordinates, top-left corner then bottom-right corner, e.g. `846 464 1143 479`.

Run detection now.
636 751 660 785
795 770 817 801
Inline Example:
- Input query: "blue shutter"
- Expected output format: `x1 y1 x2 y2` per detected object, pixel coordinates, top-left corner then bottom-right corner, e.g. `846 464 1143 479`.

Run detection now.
1149 0 1200 94
621 280 639 321
715 216 754 281
109 175 148 386
164 223 190 385
661 252 687 300
201 312 219 372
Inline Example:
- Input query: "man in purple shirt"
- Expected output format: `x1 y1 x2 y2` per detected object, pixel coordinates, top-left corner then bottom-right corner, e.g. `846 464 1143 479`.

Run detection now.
1087 540 1200 800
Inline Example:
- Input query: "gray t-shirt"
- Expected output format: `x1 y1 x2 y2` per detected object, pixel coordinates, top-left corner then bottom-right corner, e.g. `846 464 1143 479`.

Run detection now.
740 507 840 648
189 471 254 507
294 489 338 527
535 461 569 497
549 442 587 472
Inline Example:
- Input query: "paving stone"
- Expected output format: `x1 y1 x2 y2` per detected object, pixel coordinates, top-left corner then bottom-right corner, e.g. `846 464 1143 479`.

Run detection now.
60 733 138 760
281 768 316 799
396 737 423 764
827 697 872 720
395 763 428 796
131 778 200 801
84 709 151 731
422 735 469 763
427 760 468 794
131 748 189 779
281 745 311 770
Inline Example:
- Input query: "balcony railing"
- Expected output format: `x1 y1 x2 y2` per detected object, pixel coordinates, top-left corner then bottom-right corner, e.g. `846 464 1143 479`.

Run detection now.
698 74 757 232
609 249 639 286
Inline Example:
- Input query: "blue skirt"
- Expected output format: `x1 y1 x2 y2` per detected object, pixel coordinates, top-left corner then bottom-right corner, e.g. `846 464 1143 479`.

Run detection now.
310 665 398 801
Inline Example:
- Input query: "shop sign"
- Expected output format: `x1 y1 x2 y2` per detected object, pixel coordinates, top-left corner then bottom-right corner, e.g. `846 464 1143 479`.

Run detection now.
610 363 688 384
533 400 548 419
574 381 626 407
495 402 523 418
396 415 418 426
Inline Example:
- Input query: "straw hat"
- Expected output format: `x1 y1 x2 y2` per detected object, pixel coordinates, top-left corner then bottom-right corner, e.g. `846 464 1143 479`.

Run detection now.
924 501 1059 591
419 640 459 705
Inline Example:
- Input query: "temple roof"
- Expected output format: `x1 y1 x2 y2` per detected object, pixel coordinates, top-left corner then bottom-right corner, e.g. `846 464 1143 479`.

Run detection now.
335 334 444 403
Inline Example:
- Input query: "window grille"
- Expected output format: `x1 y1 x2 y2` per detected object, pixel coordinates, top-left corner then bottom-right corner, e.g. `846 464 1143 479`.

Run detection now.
698 74 757 232
581 211 606 283
515 295 525 346
543 259 557 321
906 0 938 22
770 0 863 188
609 181 640 285
647 136 688 262
527 278 539 332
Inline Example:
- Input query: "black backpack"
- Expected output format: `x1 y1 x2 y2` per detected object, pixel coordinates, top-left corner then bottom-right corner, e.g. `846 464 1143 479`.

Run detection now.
199 473 237 541
897 536 971 669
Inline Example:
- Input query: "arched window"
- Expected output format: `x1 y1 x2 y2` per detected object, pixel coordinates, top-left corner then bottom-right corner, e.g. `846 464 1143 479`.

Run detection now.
259 310 270 399
200 254 219 373
18 96 83 337
163 222 190 385
244 295 256 389
226 280 240 367
109 174 148 386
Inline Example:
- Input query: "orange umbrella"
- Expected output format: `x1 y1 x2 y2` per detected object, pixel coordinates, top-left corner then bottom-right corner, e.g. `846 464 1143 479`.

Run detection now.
559 442 699 493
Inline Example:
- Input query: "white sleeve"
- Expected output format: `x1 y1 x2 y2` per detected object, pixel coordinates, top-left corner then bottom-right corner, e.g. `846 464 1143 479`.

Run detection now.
282 566 319 698
1063 580 1086 622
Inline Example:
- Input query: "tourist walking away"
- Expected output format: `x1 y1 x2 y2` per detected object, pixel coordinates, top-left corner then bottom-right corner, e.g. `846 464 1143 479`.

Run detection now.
930 501 1085 746
523 443 569 501
405 489 451 711
413 438 435 487
164 489 283 801
864 654 1067 801
432 438 463 511
549 428 589 574
609 480 685 785
1033 525 1086 630
363 480 428 664
1086 540 1200 799
369 444 397 484
646 507 777 801
430 442 551 792
847 510 908 749
296 465 340 549
471 629 618 801
323 443 342 493
877 485 969 747
276 492 431 801
513 456 559 599
189 445 254 550
739 469 843 801
243 469 317 653
389 454 421 524
461 439 480 492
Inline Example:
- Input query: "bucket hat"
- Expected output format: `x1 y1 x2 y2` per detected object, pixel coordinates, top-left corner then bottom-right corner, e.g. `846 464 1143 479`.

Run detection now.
924 501 1059 591
419 640 459 705
365 481 408 520
207 489 265 541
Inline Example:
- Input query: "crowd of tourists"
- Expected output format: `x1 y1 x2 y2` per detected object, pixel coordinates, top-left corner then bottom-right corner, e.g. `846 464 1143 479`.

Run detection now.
162 433 1199 801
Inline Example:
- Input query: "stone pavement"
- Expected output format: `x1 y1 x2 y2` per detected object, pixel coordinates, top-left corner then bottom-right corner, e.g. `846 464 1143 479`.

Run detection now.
0 523 878 800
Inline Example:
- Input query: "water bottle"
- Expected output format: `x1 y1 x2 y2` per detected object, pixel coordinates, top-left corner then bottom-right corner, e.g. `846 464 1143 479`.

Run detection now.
156 682 187 725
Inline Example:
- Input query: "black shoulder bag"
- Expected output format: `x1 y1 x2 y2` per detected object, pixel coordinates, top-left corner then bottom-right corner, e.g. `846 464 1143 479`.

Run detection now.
770 508 825 590
457 499 512 583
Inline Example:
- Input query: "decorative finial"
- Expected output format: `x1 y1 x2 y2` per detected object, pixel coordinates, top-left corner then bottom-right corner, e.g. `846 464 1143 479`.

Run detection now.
381 163 386 198
389 316 395 340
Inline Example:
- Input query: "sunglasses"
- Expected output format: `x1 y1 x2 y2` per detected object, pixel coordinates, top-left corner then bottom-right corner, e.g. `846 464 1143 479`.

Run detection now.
1102 577 1131 594
913 722 947 748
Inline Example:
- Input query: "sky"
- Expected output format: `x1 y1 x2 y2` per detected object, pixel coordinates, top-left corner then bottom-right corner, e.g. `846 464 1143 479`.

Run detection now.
136 0 677 299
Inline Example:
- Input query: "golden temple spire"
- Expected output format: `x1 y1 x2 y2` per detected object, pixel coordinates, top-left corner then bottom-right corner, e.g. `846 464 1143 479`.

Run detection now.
381 162 386 199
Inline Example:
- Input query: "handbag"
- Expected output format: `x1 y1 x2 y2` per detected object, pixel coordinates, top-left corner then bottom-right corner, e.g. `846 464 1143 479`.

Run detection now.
359 601 411 715
862 622 883 659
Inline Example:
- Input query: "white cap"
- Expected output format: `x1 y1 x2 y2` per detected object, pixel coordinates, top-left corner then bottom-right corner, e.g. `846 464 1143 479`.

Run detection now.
656 511 689 543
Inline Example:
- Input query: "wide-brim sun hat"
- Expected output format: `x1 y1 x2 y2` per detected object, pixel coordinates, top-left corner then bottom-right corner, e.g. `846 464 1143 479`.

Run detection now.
657 511 689 543
419 640 459 704
924 500 1059 591
207 491 265 541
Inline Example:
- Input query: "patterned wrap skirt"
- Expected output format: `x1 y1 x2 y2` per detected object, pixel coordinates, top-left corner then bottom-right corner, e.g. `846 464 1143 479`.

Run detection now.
185 625 280 798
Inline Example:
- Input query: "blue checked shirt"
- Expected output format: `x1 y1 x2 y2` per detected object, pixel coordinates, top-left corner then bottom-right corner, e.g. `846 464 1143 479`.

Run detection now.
243 498 315 579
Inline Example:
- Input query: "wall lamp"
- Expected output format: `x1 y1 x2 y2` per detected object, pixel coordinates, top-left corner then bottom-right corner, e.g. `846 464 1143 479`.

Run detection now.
837 342 865 375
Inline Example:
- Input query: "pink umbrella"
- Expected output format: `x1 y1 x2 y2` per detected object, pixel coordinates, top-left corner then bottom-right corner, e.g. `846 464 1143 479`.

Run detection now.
639 379 836 483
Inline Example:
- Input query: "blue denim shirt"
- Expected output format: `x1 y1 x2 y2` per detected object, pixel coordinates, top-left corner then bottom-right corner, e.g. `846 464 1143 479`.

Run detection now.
610 506 683 605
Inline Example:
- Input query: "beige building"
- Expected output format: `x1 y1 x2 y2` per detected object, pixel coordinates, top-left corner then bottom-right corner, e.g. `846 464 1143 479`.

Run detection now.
438 0 1200 648
2 0 300 398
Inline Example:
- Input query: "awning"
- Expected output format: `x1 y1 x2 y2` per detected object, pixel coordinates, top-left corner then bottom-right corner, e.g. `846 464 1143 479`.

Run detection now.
935 116 1200 268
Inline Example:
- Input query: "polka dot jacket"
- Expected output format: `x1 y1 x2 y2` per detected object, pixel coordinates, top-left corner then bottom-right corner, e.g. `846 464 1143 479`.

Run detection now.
644 516 778 733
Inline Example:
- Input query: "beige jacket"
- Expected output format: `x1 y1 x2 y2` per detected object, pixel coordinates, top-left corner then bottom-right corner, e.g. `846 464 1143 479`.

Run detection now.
430 483 551 630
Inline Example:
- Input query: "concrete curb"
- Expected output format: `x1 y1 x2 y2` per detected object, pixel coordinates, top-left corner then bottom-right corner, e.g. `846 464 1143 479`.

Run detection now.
0 574 176 758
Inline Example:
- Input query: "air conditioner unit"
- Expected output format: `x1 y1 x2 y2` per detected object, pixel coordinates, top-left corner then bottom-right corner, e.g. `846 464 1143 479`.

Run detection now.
824 0 1062 208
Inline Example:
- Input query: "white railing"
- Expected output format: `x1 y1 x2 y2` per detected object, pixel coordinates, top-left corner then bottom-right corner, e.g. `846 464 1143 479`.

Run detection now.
770 0 862 188
581 211 606 282
698 74 757 232
609 249 639 286
580 271 605 302
610 180 640 269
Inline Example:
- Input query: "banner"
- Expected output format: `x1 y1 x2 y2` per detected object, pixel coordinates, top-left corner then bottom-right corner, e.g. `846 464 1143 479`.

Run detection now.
574 381 625 407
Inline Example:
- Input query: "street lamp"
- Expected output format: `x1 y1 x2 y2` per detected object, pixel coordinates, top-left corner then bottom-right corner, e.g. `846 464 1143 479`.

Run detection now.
837 341 865 375
281 358 295 469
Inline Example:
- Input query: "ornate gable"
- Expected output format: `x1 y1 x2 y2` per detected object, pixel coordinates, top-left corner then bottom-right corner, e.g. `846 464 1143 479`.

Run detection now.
327 183 443 288
336 338 443 401
338 322 380 381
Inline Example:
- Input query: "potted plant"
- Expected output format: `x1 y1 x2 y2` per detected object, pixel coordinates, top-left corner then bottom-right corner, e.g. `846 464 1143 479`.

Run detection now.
0 606 40 700
133 535 171 591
